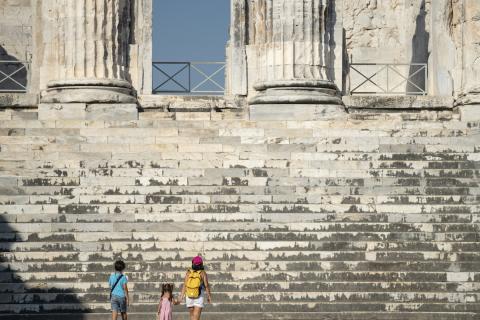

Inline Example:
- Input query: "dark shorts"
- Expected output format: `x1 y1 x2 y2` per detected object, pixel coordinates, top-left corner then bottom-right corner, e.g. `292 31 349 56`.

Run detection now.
111 295 127 312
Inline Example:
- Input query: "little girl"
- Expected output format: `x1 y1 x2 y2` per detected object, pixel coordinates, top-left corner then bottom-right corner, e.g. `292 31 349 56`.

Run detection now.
157 283 179 320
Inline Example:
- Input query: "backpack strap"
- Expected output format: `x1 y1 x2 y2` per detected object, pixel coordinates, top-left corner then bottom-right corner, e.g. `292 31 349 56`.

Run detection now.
110 274 124 298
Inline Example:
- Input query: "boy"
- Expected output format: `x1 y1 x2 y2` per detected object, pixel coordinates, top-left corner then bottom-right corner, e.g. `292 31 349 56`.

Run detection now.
109 260 130 320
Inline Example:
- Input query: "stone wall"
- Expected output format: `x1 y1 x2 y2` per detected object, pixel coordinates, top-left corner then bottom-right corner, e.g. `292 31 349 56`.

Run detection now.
343 0 429 64
343 0 431 95
0 0 33 93
0 105 479 319
0 0 33 61
342 0 480 97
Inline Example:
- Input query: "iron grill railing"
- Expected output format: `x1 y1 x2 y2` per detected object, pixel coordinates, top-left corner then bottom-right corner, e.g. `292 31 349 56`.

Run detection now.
0 60 29 93
349 63 428 96
153 61 225 95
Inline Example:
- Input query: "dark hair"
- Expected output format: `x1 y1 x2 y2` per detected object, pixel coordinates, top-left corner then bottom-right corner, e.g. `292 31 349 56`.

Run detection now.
192 263 204 271
161 283 174 301
114 260 126 272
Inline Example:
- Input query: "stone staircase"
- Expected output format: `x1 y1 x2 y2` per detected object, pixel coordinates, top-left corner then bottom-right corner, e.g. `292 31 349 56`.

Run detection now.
0 107 479 319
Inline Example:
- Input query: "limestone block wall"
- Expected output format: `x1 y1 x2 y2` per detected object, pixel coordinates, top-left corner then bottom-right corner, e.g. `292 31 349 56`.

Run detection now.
343 0 430 64
458 0 480 94
0 0 33 94
0 0 33 61
0 105 479 319
343 0 431 95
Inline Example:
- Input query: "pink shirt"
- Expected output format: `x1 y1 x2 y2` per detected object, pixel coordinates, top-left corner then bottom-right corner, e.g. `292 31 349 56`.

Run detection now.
158 297 173 320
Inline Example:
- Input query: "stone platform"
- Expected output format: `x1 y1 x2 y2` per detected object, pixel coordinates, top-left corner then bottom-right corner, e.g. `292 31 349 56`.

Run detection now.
0 105 479 319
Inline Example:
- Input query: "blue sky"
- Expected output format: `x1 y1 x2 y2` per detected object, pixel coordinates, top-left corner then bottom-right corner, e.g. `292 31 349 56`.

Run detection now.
153 0 231 61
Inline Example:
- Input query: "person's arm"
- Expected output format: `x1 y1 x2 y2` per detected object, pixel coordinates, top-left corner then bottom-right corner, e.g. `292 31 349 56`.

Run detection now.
157 298 162 314
179 271 189 302
202 271 212 303
123 282 130 306
173 297 181 305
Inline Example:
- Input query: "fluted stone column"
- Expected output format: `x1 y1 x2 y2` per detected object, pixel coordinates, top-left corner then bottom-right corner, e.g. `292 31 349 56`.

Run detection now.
456 0 480 120
39 0 136 107
242 0 344 119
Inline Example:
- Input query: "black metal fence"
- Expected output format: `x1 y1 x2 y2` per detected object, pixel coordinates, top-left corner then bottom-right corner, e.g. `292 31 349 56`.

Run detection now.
152 61 225 95
349 63 428 95
0 60 29 93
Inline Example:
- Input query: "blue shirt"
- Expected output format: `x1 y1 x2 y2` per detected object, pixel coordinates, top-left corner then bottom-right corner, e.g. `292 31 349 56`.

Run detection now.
109 273 128 298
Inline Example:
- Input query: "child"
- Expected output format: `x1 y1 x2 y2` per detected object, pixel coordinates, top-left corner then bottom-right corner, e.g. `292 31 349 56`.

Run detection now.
109 260 130 320
157 283 180 320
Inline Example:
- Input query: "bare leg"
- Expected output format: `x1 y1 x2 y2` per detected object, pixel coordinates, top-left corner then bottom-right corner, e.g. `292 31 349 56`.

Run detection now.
112 311 118 320
193 307 202 320
121 312 127 320
189 307 195 320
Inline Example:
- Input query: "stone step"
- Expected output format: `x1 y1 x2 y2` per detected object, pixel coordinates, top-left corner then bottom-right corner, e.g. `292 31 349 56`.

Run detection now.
3 260 480 273
1 271 475 282
1 280 476 293
1 291 480 303
4 229 478 242
1 301 479 313
2 211 480 223
0 109 478 318
2 249 480 261
0 312 477 320
4 239 480 251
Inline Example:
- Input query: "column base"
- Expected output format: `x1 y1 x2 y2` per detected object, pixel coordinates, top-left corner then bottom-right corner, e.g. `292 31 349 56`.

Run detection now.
457 87 480 105
249 80 344 105
248 80 345 120
40 79 137 104
456 88 480 121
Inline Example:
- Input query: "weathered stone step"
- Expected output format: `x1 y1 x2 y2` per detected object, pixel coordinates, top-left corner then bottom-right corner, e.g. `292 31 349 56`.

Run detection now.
0 219 473 232
0 281 478 296
9 185 480 198
3 217 480 230
4 239 480 252
1 126 477 139
4 230 480 244
3 250 480 264
0 312 477 320
3 280 477 293
3 219 480 234
1 271 476 282
3 212 480 226
2 291 480 304
3 167 467 181
3 260 480 273
0 192 477 206
1 301 479 313
3 192 480 205
1 312 478 320
3 248 480 263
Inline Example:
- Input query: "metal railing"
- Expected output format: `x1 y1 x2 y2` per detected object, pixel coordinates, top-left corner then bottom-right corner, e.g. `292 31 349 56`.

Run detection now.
349 63 428 96
153 61 225 95
0 60 29 93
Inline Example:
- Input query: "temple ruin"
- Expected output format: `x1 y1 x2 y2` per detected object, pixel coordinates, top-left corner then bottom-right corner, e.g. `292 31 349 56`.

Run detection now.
0 0 479 319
